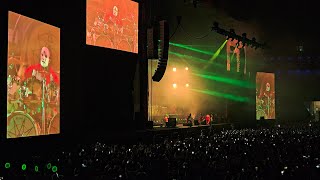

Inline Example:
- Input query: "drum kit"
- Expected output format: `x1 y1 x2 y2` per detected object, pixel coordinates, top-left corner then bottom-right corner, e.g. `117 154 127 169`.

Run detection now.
87 11 138 52
7 57 60 138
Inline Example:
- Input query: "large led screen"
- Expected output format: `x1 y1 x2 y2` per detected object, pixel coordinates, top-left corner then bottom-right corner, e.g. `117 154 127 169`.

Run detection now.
86 0 138 53
7 11 60 138
256 72 275 120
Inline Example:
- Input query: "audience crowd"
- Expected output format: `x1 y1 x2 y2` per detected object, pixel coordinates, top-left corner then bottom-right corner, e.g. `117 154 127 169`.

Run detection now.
3 123 320 179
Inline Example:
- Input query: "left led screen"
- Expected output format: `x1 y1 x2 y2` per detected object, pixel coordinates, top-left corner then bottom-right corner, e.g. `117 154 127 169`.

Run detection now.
7 11 60 138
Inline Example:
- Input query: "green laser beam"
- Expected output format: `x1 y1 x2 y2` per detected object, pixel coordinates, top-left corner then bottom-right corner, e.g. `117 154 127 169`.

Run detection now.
192 73 255 89
204 40 228 69
169 51 225 68
190 88 250 102
170 42 215 56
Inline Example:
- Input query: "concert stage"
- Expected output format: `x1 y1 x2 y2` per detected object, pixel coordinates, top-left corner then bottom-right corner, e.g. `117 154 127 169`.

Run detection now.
136 123 233 143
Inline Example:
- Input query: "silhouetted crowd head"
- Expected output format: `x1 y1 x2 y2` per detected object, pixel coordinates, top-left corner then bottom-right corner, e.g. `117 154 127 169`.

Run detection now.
3 123 320 179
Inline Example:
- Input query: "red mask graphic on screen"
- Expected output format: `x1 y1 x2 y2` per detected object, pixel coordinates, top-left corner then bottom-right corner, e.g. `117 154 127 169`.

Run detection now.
40 47 50 68
266 82 270 92
24 46 59 85
104 5 123 27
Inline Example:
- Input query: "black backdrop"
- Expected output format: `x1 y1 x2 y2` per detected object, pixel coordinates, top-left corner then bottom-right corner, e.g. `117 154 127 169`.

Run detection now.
0 0 138 158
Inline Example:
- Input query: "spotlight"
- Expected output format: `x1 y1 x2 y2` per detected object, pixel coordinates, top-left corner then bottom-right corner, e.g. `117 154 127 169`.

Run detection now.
185 83 189 87
173 83 177 88
185 67 188 70
173 67 177 72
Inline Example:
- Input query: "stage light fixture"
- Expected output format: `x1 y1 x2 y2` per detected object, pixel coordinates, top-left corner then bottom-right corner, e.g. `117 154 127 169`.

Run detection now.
173 67 177 72
185 67 189 70
212 22 219 31
228 29 235 40
212 21 266 50
173 83 177 88
241 33 247 46
186 83 189 87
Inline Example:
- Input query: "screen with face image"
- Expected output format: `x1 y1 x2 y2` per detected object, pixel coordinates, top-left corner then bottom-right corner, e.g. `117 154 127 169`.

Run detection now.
7 11 60 138
86 0 139 53
256 72 275 120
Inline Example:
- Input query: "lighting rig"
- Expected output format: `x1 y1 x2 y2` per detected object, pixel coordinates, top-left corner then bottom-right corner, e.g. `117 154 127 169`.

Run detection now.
211 22 267 50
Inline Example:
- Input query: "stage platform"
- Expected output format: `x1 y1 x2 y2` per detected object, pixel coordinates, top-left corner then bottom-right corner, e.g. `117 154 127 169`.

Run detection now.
136 123 233 143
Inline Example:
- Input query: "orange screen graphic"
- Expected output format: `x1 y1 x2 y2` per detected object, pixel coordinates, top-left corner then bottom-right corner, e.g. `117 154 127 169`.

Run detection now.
7 11 60 138
256 72 275 120
86 0 138 53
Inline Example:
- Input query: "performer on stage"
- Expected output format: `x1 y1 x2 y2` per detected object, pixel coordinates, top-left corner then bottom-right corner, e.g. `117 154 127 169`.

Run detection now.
187 113 192 125
205 114 211 125
163 114 169 123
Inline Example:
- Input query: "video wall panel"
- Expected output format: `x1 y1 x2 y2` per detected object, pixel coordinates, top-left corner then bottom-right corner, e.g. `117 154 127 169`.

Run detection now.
7 11 60 138
86 0 138 53
256 72 275 120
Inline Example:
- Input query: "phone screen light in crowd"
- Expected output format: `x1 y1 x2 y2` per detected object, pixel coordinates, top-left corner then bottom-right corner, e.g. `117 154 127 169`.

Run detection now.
22 164 27 171
47 163 52 169
5 162 10 169
52 166 58 173
35 165 39 172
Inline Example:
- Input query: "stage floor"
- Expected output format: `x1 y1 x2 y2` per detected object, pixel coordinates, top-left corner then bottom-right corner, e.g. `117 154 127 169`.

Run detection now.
136 123 232 143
